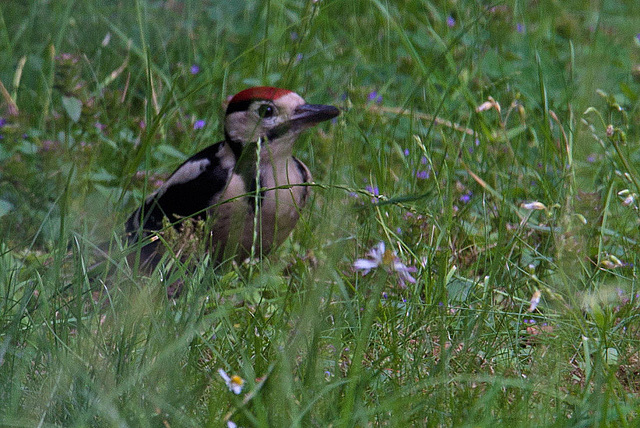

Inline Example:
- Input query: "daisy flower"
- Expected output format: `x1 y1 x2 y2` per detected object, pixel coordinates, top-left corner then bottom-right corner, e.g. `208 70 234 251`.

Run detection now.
354 242 417 287
218 368 244 395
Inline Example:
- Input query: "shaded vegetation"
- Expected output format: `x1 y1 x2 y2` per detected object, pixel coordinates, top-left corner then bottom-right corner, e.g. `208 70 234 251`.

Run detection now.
2 0 640 426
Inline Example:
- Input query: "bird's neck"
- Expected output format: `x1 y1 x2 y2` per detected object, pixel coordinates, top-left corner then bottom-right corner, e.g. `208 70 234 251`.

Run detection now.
226 137 294 193
228 135 295 166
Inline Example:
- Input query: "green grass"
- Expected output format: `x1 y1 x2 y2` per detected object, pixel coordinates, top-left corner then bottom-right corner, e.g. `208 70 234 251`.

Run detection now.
2 0 640 426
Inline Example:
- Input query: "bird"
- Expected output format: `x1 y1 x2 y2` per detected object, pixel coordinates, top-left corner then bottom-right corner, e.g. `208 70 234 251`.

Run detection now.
125 86 340 271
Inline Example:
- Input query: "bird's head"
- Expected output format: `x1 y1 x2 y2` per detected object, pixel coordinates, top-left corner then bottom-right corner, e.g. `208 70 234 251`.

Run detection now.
224 87 339 156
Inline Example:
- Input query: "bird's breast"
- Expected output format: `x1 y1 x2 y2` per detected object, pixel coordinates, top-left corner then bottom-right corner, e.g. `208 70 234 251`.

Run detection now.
208 157 311 259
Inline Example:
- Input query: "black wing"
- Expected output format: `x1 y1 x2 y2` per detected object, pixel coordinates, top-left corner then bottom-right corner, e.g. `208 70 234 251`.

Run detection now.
125 141 232 239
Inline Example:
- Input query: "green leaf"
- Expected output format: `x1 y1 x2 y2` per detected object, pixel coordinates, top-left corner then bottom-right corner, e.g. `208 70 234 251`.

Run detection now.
90 168 117 183
157 144 187 160
604 347 619 366
0 199 14 217
61 96 82 123
447 277 475 303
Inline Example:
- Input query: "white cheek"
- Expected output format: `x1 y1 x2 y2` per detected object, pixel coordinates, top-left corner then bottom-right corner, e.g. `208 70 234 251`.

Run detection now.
226 112 259 141
226 112 285 142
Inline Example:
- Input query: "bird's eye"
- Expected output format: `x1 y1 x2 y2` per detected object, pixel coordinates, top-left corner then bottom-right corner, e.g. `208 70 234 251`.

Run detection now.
257 104 275 118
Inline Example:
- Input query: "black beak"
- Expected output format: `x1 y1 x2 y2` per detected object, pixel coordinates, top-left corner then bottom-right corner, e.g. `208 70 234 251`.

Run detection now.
290 103 340 128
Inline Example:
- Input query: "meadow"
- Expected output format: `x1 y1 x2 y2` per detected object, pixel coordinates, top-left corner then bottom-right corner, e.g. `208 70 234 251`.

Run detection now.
2 0 640 426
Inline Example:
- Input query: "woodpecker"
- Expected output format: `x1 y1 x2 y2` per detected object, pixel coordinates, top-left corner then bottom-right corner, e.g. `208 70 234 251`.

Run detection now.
125 86 340 269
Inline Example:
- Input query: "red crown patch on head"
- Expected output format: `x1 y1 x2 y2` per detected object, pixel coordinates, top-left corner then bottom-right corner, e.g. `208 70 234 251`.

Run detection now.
230 87 293 104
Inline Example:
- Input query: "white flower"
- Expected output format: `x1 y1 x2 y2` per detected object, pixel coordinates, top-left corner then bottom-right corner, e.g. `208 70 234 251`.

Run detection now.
528 290 541 312
218 368 244 395
475 96 501 113
353 241 386 274
354 242 417 287
521 201 546 210
475 101 494 112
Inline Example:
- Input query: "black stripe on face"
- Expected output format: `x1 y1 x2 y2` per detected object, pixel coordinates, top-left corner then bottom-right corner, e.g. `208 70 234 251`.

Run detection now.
225 100 253 115
266 122 292 141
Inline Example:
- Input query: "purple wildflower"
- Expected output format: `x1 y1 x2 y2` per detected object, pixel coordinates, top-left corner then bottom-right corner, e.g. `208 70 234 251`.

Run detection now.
365 185 380 203
460 191 472 203
517 23 524 33
416 170 429 180
194 119 206 130
0 118 6 127
446 16 455 27
367 91 383 104
190 64 200 75
421 156 427 164
403 148 410 156
365 185 379 196
41 140 58 151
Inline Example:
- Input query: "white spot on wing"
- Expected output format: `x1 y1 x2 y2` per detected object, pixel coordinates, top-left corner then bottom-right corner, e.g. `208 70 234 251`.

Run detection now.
164 158 211 188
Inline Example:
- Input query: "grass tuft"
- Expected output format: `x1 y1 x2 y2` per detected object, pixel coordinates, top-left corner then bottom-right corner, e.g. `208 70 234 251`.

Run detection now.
2 0 640 426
